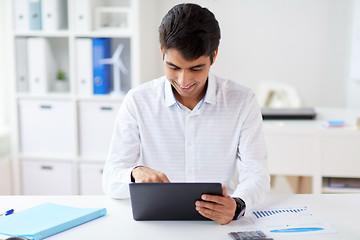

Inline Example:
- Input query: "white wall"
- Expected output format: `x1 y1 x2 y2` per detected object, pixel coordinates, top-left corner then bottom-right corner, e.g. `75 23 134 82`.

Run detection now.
0 0 11 129
0 0 7 129
156 0 354 107
346 0 360 107
138 1 164 83
0 0 12 195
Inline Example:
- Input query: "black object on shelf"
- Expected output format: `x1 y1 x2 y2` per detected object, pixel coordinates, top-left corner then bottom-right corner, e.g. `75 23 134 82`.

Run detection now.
261 107 317 120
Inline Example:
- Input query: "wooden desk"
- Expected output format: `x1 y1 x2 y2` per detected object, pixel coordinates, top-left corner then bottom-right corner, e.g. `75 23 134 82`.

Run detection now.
263 108 360 194
0 194 359 240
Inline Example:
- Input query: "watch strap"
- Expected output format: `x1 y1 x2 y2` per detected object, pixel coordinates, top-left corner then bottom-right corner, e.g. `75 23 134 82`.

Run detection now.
233 197 246 220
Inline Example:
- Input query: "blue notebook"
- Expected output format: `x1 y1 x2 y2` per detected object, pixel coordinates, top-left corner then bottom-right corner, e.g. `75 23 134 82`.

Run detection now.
92 38 112 94
0 203 106 240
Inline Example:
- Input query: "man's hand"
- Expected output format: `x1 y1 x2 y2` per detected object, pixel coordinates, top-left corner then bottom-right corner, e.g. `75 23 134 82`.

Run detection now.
195 185 236 225
132 166 170 183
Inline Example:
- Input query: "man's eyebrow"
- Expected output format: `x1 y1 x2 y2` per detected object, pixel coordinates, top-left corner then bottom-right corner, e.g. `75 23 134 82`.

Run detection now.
190 64 205 69
166 61 180 68
166 61 205 69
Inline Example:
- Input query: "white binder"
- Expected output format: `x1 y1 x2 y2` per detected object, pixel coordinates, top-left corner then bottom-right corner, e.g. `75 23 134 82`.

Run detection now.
15 38 29 92
13 0 29 31
29 0 42 30
27 38 55 94
75 38 93 95
41 0 67 31
74 0 98 31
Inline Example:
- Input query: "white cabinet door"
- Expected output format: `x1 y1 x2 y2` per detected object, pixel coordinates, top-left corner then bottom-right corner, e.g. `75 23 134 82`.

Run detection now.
265 134 321 175
79 162 104 195
18 99 75 157
322 135 360 177
21 160 73 195
78 101 121 158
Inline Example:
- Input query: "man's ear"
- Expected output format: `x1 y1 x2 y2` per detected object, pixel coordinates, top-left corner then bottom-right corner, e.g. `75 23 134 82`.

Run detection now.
211 48 219 65
160 46 165 60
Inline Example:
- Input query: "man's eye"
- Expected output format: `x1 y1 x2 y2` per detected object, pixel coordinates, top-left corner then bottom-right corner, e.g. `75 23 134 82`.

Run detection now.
169 66 179 70
191 68 202 72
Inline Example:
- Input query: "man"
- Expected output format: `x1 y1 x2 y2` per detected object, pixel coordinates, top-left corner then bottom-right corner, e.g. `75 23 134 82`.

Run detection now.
103 3 270 225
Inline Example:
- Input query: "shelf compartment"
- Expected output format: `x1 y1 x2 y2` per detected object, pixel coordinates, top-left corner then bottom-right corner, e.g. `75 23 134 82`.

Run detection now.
74 0 132 32
15 37 70 94
322 177 360 193
74 37 132 96
94 7 131 32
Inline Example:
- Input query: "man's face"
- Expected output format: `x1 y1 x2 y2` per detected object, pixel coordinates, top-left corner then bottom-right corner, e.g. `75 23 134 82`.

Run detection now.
162 47 217 104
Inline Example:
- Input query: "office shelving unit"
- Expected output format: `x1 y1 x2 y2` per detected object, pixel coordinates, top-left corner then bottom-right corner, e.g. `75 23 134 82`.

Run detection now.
9 0 159 195
264 108 360 194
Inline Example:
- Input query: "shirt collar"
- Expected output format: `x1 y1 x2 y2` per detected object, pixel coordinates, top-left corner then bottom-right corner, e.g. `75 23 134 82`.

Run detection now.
204 72 216 105
164 72 217 108
164 78 177 107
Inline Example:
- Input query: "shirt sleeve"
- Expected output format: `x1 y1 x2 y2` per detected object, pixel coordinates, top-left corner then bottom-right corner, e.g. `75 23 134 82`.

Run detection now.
232 91 270 214
102 91 141 199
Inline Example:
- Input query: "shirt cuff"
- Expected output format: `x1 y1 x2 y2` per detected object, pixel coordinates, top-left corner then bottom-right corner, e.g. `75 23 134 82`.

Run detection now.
130 165 143 182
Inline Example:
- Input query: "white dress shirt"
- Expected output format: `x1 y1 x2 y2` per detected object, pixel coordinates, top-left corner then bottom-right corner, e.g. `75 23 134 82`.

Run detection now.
102 73 270 213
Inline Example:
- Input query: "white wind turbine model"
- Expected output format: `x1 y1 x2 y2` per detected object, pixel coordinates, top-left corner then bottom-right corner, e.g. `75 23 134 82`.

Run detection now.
100 43 128 95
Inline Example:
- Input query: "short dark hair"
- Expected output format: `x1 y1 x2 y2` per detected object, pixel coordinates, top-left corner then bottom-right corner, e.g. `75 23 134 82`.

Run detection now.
159 3 221 63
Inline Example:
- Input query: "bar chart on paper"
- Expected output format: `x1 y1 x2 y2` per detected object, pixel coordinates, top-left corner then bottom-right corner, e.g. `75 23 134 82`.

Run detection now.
252 207 308 219
249 206 337 236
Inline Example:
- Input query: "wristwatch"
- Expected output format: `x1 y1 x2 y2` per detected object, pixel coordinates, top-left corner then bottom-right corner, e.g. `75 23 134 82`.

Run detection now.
233 197 246 220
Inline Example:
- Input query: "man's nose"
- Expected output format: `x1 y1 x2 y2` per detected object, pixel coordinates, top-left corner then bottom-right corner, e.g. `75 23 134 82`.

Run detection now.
178 70 191 87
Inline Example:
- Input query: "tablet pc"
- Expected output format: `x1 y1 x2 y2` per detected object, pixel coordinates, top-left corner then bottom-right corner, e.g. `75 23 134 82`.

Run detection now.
129 182 222 221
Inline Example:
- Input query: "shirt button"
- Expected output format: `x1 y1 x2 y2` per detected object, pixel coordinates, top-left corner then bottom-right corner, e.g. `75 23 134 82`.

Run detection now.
188 140 192 145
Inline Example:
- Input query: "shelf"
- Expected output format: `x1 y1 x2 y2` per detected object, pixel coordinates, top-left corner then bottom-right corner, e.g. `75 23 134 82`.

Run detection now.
78 157 106 163
322 177 360 193
74 31 133 38
9 0 159 195
18 155 107 163
14 31 70 37
18 155 75 162
16 93 74 100
16 94 125 102
76 94 124 102
322 187 360 194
